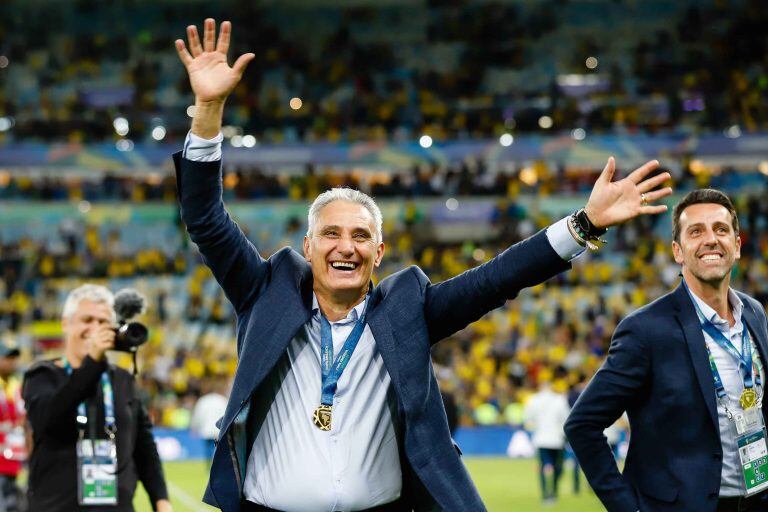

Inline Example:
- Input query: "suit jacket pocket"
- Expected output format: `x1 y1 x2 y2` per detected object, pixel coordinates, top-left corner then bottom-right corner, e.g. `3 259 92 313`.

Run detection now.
636 473 679 504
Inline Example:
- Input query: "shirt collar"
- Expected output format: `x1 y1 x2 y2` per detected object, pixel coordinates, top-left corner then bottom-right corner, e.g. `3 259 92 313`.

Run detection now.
311 293 367 324
689 286 743 329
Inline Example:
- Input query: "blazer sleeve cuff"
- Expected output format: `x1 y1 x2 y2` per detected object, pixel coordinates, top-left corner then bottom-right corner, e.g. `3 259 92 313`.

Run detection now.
173 151 224 203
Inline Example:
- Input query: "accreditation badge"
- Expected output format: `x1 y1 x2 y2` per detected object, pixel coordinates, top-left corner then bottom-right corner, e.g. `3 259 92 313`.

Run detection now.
76 438 118 505
732 409 768 496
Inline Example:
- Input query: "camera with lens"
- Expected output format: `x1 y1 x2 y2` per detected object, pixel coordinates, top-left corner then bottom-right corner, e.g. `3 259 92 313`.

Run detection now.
112 289 149 353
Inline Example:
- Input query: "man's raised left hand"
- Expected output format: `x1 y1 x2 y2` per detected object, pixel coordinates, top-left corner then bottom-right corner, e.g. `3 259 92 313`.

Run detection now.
584 157 672 228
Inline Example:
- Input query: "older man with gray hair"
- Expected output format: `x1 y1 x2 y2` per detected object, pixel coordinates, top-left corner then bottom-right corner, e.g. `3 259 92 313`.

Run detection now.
173 19 673 512
22 284 172 512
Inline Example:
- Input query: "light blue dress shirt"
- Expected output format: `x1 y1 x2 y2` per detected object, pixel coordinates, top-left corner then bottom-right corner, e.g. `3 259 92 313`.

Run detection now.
689 288 765 497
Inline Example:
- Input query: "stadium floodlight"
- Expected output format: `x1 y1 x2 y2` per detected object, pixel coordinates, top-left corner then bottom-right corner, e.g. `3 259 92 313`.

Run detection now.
499 133 514 147
290 97 303 110
113 117 129 136
724 125 741 138
445 198 459 211
538 116 553 129
151 126 167 141
230 135 243 147
520 167 538 186
116 139 134 152
419 135 433 148
113 117 129 135
585 56 598 70
78 201 91 214
242 135 256 148
221 125 241 138
571 128 586 140
186 105 196 118
0 56 8 69
0 117 12 131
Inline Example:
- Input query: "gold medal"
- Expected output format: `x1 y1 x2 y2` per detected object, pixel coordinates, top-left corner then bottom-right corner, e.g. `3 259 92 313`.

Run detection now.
312 404 332 431
740 388 757 409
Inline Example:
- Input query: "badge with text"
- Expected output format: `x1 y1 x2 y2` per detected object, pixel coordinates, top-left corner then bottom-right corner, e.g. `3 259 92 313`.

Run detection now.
76 438 118 505
736 424 768 496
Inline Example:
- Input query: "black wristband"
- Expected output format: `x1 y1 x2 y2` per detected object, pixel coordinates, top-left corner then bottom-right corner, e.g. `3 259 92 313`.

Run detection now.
573 208 607 239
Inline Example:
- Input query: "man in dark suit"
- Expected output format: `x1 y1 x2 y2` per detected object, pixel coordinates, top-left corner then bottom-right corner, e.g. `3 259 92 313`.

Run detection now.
173 19 671 512
566 189 768 512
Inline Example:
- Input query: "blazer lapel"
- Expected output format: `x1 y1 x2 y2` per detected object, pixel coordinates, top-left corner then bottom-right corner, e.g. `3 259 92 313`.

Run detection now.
674 283 720 433
225 276 313 430
366 291 402 393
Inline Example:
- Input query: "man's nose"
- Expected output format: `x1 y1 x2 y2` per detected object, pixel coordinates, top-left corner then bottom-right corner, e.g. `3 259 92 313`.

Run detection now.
337 236 355 255
702 229 718 245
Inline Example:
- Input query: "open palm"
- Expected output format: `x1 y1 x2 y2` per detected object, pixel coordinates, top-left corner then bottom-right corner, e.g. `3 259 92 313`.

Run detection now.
585 157 673 228
175 19 254 103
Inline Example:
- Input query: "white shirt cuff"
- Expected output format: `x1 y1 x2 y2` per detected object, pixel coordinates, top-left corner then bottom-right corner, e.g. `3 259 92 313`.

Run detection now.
546 216 586 261
183 131 223 161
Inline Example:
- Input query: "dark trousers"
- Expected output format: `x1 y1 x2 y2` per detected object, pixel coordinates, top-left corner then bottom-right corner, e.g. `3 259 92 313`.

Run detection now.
717 492 768 512
565 444 580 494
537 448 564 500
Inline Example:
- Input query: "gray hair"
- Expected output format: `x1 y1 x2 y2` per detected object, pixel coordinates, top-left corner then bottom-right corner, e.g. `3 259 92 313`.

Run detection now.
62 284 116 322
307 188 383 242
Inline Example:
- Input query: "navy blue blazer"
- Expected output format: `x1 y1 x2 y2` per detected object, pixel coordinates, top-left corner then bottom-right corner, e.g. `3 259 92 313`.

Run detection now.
565 283 768 512
175 154 571 511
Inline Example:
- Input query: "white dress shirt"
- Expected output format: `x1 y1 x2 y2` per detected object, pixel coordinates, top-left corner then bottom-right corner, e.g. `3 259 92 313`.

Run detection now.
183 131 586 510
689 288 765 497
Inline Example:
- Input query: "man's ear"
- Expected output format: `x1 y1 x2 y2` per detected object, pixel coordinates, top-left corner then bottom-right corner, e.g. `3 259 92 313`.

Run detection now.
374 241 385 267
303 236 311 262
672 240 684 265
735 232 741 260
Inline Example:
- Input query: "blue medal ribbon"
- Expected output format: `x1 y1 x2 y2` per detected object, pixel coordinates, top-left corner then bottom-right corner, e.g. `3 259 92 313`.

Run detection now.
318 297 371 407
684 283 761 400
63 358 116 435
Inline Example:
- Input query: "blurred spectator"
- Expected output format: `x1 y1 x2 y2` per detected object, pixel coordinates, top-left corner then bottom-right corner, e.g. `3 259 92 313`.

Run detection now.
523 379 570 506
189 376 228 464
0 341 24 512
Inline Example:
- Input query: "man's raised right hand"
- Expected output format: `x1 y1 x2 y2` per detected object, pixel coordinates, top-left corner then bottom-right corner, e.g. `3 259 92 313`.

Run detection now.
175 19 254 104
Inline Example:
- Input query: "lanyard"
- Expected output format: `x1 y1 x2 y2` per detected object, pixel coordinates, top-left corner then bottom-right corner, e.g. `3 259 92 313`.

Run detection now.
318 297 371 407
691 297 759 396
62 358 116 437
683 283 762 401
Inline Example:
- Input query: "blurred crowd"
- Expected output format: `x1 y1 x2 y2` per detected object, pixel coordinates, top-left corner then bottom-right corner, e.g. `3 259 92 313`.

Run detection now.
1 157 766 202
0 0 766 145
2 184 768 430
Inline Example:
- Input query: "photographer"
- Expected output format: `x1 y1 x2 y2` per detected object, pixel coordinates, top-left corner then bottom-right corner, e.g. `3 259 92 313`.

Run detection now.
21 284 172 512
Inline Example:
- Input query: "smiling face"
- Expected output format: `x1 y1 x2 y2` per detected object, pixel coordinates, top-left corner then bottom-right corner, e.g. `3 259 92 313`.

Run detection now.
304 200 385 305
672 202 741 291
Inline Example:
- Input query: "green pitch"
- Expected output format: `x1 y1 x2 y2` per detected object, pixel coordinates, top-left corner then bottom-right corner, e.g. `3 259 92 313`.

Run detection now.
134 458 603 512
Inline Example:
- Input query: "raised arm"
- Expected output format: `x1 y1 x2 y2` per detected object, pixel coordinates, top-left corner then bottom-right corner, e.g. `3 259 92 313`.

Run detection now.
424 158 672 341
175 20 269 313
